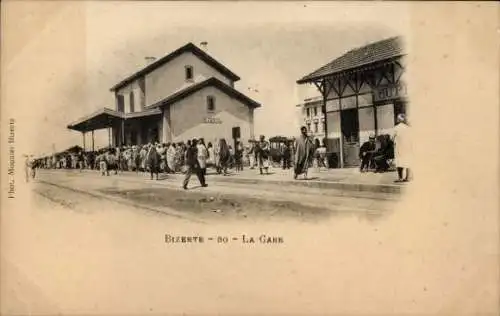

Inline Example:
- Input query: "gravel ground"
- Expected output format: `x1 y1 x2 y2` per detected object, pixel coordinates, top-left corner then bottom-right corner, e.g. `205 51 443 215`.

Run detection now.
99 187 332 222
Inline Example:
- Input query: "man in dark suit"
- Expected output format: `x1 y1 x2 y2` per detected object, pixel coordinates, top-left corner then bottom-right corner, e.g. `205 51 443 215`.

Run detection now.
183 139 207 190
359 134 376 172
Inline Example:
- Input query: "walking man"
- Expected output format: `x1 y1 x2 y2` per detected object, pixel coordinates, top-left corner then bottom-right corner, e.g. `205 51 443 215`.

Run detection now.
282 142 291 170
197 138 208 177
146 143 160 180
183 139 207 190
257 135 270 175
98 151 108 176
248 141 256 169
294 126 314 179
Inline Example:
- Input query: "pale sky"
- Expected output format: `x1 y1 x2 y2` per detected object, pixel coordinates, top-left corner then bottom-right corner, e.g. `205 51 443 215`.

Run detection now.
8 1 410 156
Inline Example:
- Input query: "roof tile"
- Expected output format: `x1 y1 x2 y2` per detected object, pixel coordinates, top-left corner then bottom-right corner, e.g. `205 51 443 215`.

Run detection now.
298 36 404 83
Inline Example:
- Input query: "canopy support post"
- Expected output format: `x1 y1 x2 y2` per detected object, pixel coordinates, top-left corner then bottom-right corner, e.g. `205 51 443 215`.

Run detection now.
92 130 95 152
82 132 86 152
108 128 111 148
121 119 125 147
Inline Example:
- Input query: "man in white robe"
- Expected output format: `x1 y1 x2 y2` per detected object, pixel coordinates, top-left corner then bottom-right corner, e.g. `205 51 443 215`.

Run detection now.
167 143 177 173
197 138 208 176
393 113 412 182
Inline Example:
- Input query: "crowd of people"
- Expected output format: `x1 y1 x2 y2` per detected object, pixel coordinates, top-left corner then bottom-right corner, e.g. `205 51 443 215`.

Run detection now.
33 116 410 186
34 136 303 188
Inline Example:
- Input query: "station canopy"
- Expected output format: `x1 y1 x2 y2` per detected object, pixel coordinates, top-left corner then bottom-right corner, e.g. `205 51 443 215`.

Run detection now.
67 108 123 132
67 107 161 133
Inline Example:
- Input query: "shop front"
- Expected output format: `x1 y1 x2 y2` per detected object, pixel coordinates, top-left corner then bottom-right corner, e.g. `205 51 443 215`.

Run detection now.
297 36 407 168
324 78 407 167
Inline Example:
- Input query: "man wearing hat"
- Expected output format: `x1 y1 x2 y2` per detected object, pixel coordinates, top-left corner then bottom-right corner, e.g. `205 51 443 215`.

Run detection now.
359 134 377 172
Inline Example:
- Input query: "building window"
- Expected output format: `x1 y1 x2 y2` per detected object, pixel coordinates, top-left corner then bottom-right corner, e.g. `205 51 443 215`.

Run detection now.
138 77 146 108
306 108 310 117
314 122 318 133
185 65 193 81
207 95 216 112
117 95 125 112
314 107 318 116
129 91 135 113
307 123 311 132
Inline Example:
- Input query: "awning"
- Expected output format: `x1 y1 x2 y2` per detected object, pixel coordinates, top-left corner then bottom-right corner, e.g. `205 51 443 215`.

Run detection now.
67 108 124 132
67 108 162 132
124 108 162 119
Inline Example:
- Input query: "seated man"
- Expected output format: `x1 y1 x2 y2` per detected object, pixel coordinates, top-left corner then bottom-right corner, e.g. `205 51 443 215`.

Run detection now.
373 134 394 172
359 135 376 172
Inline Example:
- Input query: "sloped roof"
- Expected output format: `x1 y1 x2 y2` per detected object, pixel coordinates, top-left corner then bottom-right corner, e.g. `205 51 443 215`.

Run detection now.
147 77 261 109
124 108 162 119
171 74 209 95
67 108 123 132
67 107 162 132
297 36 404 84
110 43 241 91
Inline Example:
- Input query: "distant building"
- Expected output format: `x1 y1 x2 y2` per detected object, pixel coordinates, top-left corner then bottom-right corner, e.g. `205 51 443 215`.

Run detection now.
297 36 407 167
68 43 260 149
296 96 325 142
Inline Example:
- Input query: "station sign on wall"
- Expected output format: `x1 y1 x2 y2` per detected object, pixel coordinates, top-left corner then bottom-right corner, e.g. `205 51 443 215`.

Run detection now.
374 83 407 102
204 117 222 124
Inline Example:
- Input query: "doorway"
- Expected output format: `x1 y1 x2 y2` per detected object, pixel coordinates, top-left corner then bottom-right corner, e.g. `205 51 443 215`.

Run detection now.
341 108 360 166
341 108 359 143
131 129 138 145
149 127 159 143
393 100 407 124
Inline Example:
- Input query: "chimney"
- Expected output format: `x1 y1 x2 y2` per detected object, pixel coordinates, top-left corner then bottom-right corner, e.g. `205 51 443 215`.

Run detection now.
145 56 156 65
200 41 208 51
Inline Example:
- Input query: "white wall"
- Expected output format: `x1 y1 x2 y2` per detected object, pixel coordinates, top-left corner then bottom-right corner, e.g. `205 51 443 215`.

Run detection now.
358 107 376 144
326 80 339 99
145 51 234 107
326 99 340 112
377 103 395 136
326 111 341 140
341 95 357 110
358 81 372 94
358 93 373 107
116 81 141 113
166 85 253 146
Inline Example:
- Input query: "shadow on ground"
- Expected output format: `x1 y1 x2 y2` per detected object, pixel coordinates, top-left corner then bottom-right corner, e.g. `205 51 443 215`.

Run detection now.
99 187 334 222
